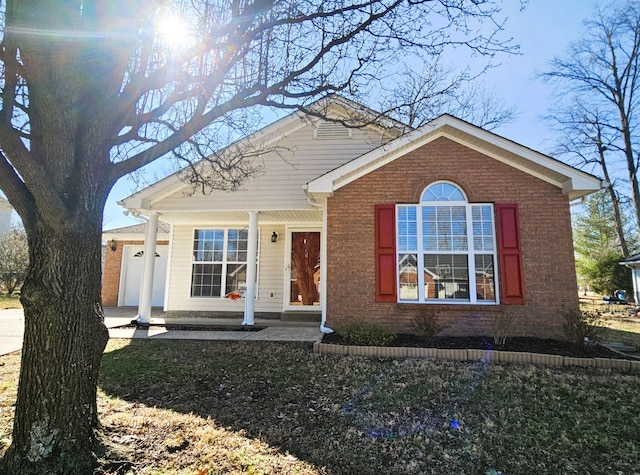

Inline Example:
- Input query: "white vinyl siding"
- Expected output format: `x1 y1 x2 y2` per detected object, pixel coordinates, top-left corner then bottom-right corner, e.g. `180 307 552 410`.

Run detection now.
152 123 386 212
153 119 388 313
166 224 286 313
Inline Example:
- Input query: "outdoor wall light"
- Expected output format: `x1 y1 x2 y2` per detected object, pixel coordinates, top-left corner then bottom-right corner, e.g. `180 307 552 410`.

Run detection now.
110 239 117 252
271 232 278 243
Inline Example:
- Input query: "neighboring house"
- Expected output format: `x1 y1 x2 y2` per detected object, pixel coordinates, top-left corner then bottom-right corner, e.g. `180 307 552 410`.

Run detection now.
110 97 603 339
0 197 12 234
620 255 640 307
102 221 171 307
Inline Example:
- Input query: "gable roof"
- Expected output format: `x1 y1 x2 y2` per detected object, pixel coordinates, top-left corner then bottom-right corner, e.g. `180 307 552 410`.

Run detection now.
620 255 640 267
103 220 171 241
118 96 408 211
306 114 604 202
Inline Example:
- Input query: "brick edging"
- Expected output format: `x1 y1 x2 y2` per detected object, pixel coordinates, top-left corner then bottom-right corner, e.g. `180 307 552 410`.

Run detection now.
312 343 640 371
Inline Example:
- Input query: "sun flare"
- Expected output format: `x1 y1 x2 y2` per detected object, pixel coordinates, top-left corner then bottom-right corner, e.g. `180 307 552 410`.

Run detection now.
154 11 194 50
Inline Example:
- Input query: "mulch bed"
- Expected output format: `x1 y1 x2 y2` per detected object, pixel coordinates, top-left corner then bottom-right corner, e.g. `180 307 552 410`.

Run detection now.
119 323 264 332
321 333 633 359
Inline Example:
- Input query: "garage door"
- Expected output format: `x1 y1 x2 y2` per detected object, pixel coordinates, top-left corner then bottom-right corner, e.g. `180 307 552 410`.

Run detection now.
120 245 168 307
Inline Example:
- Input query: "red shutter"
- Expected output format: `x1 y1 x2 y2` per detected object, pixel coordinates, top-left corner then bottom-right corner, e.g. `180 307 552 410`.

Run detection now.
496 203 525 305
375 204 397 302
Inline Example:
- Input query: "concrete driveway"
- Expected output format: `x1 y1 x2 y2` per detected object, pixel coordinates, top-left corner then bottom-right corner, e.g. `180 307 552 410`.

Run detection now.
0 308 23 356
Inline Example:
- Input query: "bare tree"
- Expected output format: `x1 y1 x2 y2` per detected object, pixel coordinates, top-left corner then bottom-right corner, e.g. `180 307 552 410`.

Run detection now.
0 1 514 472
0 224 28 295
541 1 640 240
547 104 631 256
382 60 517 129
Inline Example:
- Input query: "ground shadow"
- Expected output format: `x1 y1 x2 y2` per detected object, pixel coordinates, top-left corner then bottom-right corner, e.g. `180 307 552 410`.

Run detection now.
99 340 391 474
599 325 640 350
98 338 640 475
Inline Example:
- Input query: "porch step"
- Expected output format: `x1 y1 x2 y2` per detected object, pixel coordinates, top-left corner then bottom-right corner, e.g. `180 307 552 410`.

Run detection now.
281 312 321 322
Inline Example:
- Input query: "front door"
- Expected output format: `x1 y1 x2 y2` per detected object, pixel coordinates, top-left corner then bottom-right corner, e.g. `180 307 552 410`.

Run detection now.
286 230 321 310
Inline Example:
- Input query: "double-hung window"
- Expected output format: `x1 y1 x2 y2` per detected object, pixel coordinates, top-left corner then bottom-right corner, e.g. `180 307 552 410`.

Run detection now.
191 228 249 297
397 182 497 304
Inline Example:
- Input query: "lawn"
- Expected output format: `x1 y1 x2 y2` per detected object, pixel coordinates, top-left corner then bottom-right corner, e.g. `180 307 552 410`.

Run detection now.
1 340 639 474
0 294 21 309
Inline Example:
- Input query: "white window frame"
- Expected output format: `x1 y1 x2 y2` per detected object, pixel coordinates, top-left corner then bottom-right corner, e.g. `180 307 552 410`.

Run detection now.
190 228 258 299
396 182 499 305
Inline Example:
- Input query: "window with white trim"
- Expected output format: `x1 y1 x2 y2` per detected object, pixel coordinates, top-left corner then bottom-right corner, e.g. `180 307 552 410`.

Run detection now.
397 182 498 304
191 228 251 297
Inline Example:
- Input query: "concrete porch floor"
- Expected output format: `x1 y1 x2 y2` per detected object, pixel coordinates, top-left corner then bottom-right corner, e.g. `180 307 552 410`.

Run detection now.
105 307 324 343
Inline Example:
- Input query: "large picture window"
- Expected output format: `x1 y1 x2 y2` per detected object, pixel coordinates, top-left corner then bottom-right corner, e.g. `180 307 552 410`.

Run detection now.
397 182 497 304
191 228 250 298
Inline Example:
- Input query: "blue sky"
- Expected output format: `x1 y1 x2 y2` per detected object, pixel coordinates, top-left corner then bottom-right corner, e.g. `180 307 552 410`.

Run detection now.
42 1 604 229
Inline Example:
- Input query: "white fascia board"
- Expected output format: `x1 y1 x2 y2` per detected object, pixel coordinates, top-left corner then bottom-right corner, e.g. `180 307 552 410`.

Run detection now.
102 232 170 241
441 117 603 189
562 177 605 199
308 115 603 196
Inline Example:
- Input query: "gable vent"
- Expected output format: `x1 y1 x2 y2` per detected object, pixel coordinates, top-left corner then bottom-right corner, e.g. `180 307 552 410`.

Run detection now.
314 121 352 139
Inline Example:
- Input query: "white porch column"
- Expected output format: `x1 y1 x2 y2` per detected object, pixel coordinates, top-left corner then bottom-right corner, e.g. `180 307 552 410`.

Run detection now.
320 197 333 333
243 210 259 326
137 212 159 324
633 267 640 306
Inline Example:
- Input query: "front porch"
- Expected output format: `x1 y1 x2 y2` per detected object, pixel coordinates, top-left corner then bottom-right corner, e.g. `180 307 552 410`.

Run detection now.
102 306 324 342
104 306 321 326
125 207 329 330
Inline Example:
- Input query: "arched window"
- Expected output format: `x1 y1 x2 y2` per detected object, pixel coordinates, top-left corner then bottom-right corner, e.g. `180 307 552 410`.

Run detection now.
420 182 466 202
396 182 497 303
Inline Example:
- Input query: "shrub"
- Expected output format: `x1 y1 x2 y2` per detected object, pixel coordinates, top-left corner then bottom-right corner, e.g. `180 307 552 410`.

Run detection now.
489 309 515 347
578 250 632 296
412 309 441 339
338 322 397 346
563 308 604 346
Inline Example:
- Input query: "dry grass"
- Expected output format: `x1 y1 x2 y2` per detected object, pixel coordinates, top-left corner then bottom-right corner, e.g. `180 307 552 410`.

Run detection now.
2 338 640 474
0 295 21 309
599 318 640 349
97 397 321 474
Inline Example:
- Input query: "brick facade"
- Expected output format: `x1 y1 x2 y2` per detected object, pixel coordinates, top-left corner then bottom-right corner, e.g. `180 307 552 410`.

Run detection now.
101 240 169 307
325 137 579 339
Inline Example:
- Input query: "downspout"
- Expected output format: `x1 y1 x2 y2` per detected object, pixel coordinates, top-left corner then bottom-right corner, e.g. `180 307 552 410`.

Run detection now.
305 188 333 333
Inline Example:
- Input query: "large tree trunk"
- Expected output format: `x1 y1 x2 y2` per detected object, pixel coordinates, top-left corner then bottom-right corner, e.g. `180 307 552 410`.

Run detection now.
0 212 109 474
599 147 630 257
617 108 640 241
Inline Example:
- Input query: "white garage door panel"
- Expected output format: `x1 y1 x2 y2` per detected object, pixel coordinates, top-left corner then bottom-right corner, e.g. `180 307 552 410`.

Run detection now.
120 245 168 307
